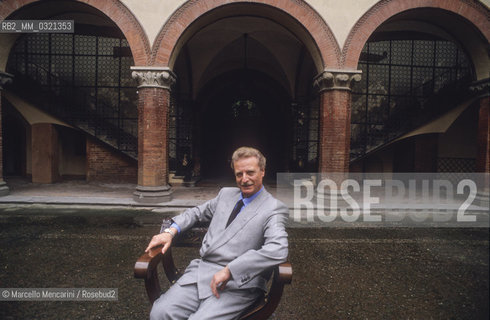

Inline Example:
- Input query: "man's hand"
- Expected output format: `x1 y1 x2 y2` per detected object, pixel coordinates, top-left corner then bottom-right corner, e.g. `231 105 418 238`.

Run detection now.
210 266 232 298
145 231 175 254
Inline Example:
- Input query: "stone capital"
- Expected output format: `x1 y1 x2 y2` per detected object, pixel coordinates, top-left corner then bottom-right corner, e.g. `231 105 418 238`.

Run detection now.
0 71 14 90
469 78 490 99
131 66 176 90
313 69 362 92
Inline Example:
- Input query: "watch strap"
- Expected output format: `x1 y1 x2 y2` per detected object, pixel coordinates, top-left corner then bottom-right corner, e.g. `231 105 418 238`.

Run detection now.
163 228 176 238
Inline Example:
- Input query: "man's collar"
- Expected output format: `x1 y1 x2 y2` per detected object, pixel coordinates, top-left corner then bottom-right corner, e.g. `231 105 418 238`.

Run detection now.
240 185 264 206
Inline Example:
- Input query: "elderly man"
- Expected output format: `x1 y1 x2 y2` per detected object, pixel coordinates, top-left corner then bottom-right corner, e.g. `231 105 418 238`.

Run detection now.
147 146 289 320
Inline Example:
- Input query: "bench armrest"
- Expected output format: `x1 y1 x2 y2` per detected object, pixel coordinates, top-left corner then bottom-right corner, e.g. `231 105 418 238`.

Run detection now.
240 261 293 320
134 245 181 304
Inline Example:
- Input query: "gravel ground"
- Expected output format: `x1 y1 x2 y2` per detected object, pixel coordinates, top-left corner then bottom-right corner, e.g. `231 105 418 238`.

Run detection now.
0 207 488 319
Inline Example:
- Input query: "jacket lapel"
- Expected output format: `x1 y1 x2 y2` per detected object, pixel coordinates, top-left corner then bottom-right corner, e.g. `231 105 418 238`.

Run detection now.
206 188 270 253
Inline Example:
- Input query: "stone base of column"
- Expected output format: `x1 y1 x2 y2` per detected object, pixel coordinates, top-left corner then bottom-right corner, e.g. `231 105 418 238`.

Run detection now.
0 180 10 196
133 185 173 203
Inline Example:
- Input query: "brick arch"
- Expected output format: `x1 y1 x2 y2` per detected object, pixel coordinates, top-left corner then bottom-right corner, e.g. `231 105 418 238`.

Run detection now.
342 0 490 69
0 0 151 65
151 0 341 72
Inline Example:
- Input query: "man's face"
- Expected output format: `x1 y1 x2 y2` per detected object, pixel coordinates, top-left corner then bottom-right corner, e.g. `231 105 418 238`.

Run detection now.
233 156 265 198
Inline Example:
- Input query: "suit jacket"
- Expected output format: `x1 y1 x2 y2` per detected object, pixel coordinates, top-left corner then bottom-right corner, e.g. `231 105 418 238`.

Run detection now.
171 187 289 299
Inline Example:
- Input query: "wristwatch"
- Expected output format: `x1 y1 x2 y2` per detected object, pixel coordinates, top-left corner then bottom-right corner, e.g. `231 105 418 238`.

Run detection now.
163 228 176 238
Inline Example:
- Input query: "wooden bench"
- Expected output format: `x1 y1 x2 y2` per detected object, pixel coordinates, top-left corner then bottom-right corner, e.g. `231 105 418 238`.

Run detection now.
134 221 292 319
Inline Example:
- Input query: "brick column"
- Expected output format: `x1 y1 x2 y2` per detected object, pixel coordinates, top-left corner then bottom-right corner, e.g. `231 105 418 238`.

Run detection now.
313 69 362 173
31 123 60 183
0 71 13 196
131 67 176 203
470 78 489 207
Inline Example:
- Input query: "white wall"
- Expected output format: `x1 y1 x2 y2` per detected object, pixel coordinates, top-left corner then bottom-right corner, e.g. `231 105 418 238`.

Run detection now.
120 0 187 47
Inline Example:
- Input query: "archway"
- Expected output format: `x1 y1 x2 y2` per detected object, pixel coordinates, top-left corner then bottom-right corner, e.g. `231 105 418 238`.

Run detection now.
342 0 490 77
169 12 321 181
152 0 340 70
0 0 150 68
345 1 488 173
197 70 291 179
1 0 141 183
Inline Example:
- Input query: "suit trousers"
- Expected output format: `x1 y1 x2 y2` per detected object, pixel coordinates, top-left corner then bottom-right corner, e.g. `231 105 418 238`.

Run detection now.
149 282 261 320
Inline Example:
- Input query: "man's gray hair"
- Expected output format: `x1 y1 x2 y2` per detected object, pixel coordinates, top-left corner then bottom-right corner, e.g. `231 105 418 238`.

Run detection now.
231 147 266 171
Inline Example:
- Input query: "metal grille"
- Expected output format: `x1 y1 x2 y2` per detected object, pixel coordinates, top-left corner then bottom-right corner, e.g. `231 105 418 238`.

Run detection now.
7 31 137 158
351 38 473 161
437 158 476 173
51 34 72 54
74 56 96 85
169 94 193 172
437 158 476 184
291 97 319 171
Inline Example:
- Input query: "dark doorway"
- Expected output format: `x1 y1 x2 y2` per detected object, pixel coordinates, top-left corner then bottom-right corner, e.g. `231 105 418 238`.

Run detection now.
198 70 290 179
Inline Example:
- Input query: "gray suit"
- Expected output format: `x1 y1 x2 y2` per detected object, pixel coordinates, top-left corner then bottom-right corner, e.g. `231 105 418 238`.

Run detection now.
150 187 289 320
